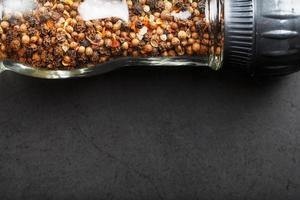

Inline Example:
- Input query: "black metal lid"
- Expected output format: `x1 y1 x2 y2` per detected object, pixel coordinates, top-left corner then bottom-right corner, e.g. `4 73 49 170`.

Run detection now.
224 0 300 76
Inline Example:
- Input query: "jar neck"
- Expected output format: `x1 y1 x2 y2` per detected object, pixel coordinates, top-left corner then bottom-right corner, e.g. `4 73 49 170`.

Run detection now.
206 0 224 70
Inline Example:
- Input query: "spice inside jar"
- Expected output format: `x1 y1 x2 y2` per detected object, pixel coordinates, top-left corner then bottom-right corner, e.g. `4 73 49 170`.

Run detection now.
0 0 224 70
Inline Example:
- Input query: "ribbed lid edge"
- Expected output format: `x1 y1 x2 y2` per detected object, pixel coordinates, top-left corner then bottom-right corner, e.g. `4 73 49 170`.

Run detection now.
224 0 255 73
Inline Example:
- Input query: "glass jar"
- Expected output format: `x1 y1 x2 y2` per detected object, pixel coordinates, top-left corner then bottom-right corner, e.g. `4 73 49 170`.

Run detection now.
0 0 224 78
0 0 299 78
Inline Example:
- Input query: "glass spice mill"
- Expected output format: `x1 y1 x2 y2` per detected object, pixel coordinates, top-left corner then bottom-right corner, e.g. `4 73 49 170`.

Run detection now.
0 0 299 79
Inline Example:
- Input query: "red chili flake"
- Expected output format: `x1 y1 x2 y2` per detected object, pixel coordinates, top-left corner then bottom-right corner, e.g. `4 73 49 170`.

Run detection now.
111 40 120 48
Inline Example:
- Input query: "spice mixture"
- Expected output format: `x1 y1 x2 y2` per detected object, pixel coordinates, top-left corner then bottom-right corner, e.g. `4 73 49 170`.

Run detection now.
0 0 223 69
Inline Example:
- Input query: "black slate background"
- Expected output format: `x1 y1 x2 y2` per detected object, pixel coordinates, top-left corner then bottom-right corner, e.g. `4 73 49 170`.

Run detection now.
0 68 300 200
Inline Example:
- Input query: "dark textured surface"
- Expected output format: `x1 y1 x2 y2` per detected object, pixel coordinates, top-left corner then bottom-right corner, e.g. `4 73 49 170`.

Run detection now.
0 68 300 200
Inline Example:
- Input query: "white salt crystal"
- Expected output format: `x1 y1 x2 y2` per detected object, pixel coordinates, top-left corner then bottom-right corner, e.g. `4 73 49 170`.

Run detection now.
139 26 148 35
171 10 192 20
0 5 3 20
137 26 148 40
78 0 129 22
137 34 143 41
1 0 130 22
1 0 36 18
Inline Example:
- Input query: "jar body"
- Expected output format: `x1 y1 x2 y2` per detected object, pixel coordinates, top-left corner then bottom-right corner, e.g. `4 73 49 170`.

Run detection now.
0 0 224 78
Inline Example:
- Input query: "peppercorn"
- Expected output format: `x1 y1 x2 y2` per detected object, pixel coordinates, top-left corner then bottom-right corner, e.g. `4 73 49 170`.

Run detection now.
171 38 180 46
1 21 9 29
215 47 221 55
78 46 86 54
200 45 209 55
168 50 176 57
21 35 30 45
105 30 112 38
57 4 65 12
20 24 27 32
30 36 38 43
132 38 140 47
132 50 139 57
186 46 193 55
78 33 85 40
1 34 6 41
129 32 136 39
133 4 143 15
171 22 178 30
142 43 152 53
160 10 170 20
70 10 77 18
178 31 187 40
105 39 112 47
85 47 93 56
11 39 21 50
80 39 90 47
62 55 72 66
105 21 113 29
122 42 129 50
85 21 94 28
192 43 201 53
91 52 100 62
32 53 40 62
99 56 109 63
162 51 168 57
70 42 78 49
65 25 73 33
175 45 185 56
192 32 199 39
113 22 122 31
181 40 188 47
